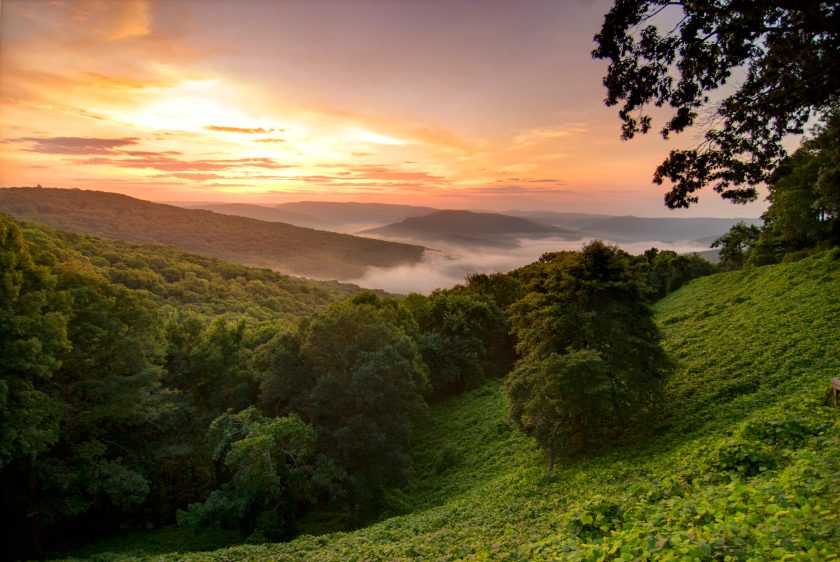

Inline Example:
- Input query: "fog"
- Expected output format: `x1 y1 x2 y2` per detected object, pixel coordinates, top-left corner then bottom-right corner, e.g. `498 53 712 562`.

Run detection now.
348 237 713 294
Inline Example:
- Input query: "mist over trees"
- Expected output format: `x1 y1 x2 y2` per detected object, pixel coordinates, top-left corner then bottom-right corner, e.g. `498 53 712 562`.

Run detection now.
1 211 717 557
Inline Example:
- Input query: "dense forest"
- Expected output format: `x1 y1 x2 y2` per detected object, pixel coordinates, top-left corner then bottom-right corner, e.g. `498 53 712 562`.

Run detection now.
1 210 720 559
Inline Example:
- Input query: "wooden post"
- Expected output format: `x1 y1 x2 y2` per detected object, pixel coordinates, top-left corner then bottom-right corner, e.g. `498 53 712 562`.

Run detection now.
832 378 840 408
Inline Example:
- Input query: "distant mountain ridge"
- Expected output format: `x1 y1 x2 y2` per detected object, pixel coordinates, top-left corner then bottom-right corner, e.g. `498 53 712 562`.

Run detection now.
0 188 425 280
181 202 338 231
276 201 438 231
507 210 760 244
170 201 753 249
360 209 579 248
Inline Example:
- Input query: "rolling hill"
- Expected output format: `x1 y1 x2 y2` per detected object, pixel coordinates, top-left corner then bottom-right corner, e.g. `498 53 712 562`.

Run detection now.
58 249 840 560
0 188 426 280
181 202 339 231
361 209 580 248
509 210 760 244
276 201 438 231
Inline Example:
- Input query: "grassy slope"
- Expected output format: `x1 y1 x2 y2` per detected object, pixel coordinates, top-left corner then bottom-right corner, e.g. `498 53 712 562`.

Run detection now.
62 251 840 561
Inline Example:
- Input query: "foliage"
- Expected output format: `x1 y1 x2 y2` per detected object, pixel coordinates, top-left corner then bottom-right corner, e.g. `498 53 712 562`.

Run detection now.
505 241 669 472
0 218 68 469
177 408 320 541
750 112 840 264
259 301 430 513
640 247 717 299
15 216 363 322
712 222 762 270
0 214 358 557
408 291 513 399
594 1 840 208
52 250 840 561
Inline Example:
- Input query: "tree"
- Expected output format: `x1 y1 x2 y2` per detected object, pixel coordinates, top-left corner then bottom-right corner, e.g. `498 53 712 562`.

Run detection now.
177 407 321 541
259 302 429 516
0 216 68 559
594 1 840 208
750 111 840 263
641 248 716 298
712 222 762 270
410 292 511 399
504 242 669 477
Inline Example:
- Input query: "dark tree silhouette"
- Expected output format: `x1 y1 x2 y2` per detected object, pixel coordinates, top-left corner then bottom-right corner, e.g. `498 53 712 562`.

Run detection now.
594 1 840 208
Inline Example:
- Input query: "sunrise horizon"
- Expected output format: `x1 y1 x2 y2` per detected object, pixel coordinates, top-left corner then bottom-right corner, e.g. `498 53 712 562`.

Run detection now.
0 0 770 218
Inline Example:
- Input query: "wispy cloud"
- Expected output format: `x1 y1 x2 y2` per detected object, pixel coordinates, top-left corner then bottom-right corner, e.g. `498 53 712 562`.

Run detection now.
205 125 278 134
14 136 140 155
71 154 289 173
510 124 589 148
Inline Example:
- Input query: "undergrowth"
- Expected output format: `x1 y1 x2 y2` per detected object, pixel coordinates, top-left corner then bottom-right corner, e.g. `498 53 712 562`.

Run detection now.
56 250 840 561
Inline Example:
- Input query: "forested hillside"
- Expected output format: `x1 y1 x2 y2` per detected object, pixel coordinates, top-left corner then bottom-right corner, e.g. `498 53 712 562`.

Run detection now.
56 249 840 561
361 210 578 248
4 207 836 561
0 188 426 280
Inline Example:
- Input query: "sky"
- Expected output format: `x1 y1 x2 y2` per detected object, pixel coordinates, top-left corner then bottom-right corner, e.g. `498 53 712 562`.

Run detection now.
0 0 769 217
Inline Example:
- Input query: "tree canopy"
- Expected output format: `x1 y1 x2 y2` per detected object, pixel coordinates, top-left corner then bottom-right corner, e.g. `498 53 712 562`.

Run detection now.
505 242 669 476
594 1 840 208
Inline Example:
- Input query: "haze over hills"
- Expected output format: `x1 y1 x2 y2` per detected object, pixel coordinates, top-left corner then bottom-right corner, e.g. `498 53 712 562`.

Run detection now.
181 203 339 231
276 201 438 232
360 209 579 248
0 188 425 280
509 210 761 244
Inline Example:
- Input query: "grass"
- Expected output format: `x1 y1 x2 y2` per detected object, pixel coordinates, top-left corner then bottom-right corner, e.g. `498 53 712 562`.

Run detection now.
55 250 840 560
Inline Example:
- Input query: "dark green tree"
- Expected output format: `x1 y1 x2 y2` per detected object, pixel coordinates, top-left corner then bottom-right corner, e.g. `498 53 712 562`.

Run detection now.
712 222 762 270
0 216 69 558
641 248 716 298
750 111 840 263
259 302 429 517
178 407 322 541
410 292 511 399
504 242 669 476
594 1 840 208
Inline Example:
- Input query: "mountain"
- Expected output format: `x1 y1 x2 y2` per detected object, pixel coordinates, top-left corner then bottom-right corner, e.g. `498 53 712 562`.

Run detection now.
0 188 425 280
577 215 761 244
509 210 760 244
180 203 339 231
360 209 580 248
276 201 438 231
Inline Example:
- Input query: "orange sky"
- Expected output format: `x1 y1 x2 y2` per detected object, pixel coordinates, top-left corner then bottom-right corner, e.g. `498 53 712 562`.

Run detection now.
0 0 767 217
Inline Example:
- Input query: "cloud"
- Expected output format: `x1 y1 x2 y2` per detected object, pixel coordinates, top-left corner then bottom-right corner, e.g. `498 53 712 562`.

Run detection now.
205 125 278 134
254 138 286 143
154 172 229 181
351 165 445 183
510 124 589 148
465 185 573 196
14 136 140 155
71 154 289 173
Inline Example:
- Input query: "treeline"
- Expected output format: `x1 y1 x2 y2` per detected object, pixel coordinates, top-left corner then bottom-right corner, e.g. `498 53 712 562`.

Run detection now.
0 214 716 559
712 111 840 270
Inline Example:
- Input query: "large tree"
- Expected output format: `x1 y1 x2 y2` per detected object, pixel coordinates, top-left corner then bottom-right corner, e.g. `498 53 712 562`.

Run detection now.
505 242 669 477
259 302 429 516
594 1 840 208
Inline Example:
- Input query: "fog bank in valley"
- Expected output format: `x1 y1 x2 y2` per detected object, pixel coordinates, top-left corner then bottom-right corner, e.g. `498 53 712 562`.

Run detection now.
349 237 713 294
